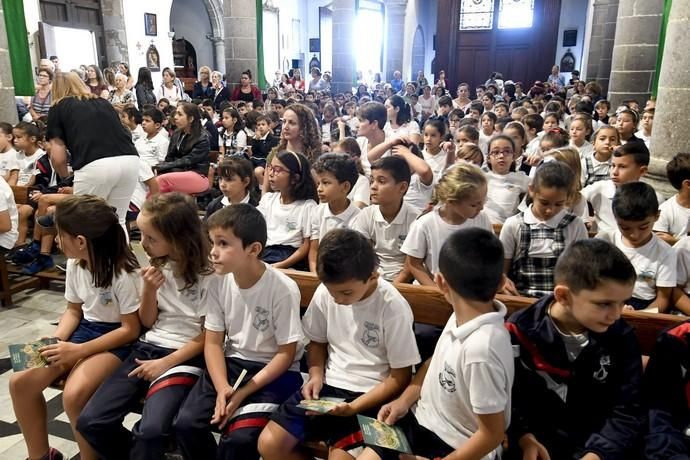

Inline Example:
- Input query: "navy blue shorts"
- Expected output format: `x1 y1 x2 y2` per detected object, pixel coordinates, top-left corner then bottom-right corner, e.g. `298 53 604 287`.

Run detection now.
69 319 132 361
627 297 654 310
270 383 378 452
369 412 453 459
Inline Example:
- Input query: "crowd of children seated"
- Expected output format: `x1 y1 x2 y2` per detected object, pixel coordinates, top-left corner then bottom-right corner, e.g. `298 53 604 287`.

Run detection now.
7 63 690 460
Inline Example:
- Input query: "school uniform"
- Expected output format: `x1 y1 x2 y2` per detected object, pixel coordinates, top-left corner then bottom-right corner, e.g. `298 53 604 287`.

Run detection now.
372 301 513 460
422 148 447 181
65 259 140 360
0 148 20 177
33 154 73 196
249 132 279 167
674 237 690 295
257 192 316 266
505 295 644 460
644 321 690 459
580 151 611 186
598 231 677 310
402 207 493 278
270 280 421 453
403 174 434 212
582 180 618 234
347 174 370 206
127 160 156 221
0 177 18 250
485 170 529 225
135 131 170 168
572 140 594 160
500 207 588 297
351 202 420 281
175 265 304 460
219 129 248 156
478 130 493 157
77 267 218 460
204 192 252 220
654 194 690 239
310 201 361 242
16 149 45 186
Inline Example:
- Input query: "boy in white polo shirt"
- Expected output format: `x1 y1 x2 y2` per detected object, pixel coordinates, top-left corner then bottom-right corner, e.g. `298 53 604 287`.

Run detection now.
654 152 690 245
357 228 514 460
308 153 361 272
135 108 170 168
175 204 304 460
597 182 677 311
351 156 420 282
258 229 421 459
582 143 653 234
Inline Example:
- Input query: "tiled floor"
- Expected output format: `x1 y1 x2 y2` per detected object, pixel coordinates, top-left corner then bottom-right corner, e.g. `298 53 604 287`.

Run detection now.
0 287 143 460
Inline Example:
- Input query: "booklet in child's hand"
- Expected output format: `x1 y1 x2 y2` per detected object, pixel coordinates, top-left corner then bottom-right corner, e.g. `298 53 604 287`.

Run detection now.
131 242 150 268
357 414 412 454
9 337 59 372
297 397 346 414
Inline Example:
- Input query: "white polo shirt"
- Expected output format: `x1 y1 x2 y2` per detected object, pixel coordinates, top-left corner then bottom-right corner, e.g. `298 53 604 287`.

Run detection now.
64 259 140 323
258 192 317 248
654 194 690 239
484 171 529 225
302 280 421 393
0 148 20 177
0 177 18 250
414 301 513 456
674 236 690 294
17 149 45 186
403 174 434 213
423 148 447 181
351 202 420 281
130 160 156 210
135 131 170 167
310 201 361 241
598 231 677 301
402 207 492 277
205 264 304 370
582 180 617 233
499 207 588 259
140 264 218 350
348 174 371 206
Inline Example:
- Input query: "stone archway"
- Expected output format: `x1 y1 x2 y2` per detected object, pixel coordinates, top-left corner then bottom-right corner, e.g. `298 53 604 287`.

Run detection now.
411 25 425 79
170 0 225 73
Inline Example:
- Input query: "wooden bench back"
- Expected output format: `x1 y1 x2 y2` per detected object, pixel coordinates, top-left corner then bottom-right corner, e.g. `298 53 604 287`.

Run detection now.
281 270 685 355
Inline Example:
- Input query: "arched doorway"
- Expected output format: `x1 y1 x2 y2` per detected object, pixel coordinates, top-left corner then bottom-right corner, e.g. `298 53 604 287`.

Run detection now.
411 26 425 79
173 39 197 78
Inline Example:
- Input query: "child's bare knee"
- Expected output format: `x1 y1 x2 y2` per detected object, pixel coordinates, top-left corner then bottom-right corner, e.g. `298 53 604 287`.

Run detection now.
257 423 291 458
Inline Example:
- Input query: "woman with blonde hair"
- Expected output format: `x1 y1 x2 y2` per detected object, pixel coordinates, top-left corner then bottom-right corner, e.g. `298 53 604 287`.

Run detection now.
192 65 214 99
47 71 139 231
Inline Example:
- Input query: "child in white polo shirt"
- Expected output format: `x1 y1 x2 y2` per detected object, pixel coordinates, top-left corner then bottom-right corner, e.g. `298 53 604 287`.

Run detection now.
258 229 421 459
582 142 652 234
598 182 677 311
351 156 420 282
308 153 361 272
174 204 304 460
357 228 514 460
135 108 170 168
654 152 690 245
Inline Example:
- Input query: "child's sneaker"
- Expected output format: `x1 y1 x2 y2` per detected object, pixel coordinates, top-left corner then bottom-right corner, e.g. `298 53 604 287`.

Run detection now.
32 447 64 460
22 254 54 275
11 241 40 264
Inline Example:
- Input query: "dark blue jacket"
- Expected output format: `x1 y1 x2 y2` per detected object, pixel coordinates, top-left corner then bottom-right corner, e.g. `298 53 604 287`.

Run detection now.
644 321 690 460
506 295 644 460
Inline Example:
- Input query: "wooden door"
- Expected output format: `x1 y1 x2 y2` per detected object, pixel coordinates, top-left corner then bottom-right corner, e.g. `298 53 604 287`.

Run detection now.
436 0 561 91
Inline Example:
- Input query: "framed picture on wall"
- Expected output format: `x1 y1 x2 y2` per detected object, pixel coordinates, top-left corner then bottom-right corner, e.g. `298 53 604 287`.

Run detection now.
144 13 157 36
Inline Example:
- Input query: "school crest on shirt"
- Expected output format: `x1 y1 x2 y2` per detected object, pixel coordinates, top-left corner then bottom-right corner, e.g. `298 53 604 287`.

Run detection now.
637 270 656 287
286 220 298 232
397 234 407 249
593 354 611 382
183 284 200 302
99 291 112 305
439 362 457 393
252 306 270 331
360 321 380 347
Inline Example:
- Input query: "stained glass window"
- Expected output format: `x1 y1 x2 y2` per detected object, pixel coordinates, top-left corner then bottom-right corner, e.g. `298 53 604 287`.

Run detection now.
459 0 494 30
498 0 535 29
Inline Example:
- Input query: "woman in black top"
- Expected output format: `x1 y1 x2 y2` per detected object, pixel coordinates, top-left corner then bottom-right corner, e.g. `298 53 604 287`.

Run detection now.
46 71 139 228
192 66 214 100
155 102 210 195
134 67 157 110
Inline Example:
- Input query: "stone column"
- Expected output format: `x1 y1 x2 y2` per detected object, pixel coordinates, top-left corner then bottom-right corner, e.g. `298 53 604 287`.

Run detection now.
211 37 226 75
384 0 407 81
331 0 356 95
607 0 663 108
101 0 129 66
585 0 619 93
223 0 257 86
646 1 690 197
0 1 17 124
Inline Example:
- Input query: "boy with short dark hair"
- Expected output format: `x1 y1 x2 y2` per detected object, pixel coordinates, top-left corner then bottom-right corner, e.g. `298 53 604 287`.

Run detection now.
582 142 656 233
351 156 419 282
135 107 170 167
434 96 453 124
506 238 644 460
308 153 361 272
598 182 676 311
258 229 421 460
654 152 690 245
357 228 514 460
174 204 305 460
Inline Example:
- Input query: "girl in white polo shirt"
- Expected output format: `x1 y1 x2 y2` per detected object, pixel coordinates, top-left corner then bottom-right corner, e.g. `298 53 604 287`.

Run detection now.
10 195 141 460
77 192 218 460
484 135 529 225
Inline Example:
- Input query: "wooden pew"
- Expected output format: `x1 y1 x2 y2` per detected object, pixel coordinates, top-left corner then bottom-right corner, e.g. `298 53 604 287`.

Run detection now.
281 270 685 356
